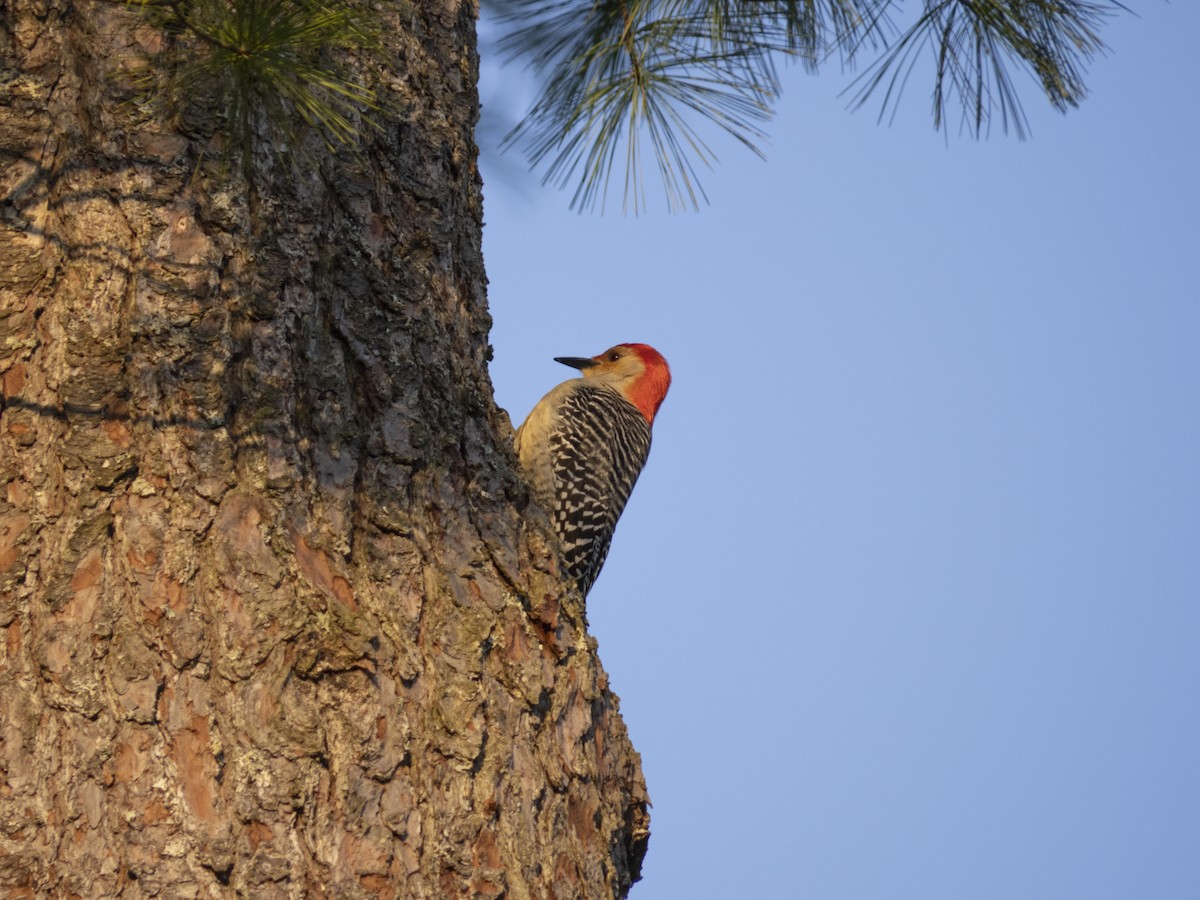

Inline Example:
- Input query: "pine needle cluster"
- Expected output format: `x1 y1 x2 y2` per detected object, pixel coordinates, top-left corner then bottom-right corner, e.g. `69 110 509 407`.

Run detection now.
130 0 378 174
492 0 1127 212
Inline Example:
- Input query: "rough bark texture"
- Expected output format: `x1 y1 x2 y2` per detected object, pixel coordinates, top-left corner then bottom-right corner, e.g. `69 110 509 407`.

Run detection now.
0 2 649 896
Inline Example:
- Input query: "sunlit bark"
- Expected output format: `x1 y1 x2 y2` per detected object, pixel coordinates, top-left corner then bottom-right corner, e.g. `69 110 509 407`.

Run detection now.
0 2 648 895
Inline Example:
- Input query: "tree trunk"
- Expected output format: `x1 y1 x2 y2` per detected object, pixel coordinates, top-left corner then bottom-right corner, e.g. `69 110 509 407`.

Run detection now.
0 3 649 896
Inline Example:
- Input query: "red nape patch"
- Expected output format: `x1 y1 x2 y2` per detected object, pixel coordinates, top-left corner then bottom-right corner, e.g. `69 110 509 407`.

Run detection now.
624 343 672 422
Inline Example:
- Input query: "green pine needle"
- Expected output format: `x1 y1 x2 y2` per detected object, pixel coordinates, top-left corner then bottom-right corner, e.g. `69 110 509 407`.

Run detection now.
846 0 1120 138
494 0 1127 212
134 0 379 175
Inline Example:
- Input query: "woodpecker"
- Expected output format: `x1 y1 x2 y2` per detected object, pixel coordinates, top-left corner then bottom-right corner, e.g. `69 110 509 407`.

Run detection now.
515 343 671 597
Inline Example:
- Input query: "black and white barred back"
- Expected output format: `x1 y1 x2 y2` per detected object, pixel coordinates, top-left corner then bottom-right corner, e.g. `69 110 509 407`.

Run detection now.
548 383 652 597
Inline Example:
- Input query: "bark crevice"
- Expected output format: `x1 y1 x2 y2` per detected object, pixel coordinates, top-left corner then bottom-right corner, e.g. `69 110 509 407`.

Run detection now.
1 1 649 896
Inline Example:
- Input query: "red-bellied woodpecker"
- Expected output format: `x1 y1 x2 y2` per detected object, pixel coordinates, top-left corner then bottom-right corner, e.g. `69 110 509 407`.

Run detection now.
515 343 671 597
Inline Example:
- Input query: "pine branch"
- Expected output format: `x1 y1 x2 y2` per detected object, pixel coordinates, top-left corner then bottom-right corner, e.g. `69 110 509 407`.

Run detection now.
846 0 1120 138
492 0 1128 212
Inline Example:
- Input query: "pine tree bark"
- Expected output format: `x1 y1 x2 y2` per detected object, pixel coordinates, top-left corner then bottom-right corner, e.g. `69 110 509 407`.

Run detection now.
0 2 649 896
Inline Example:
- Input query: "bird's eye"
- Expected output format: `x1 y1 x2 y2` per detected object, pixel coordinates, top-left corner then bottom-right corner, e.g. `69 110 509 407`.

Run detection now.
608 351 621 362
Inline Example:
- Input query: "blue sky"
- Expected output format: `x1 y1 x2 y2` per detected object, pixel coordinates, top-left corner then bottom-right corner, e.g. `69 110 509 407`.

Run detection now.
478 5 1200 898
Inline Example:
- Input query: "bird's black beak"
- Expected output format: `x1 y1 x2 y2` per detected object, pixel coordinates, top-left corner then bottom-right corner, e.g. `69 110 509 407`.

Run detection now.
554 356 598 371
